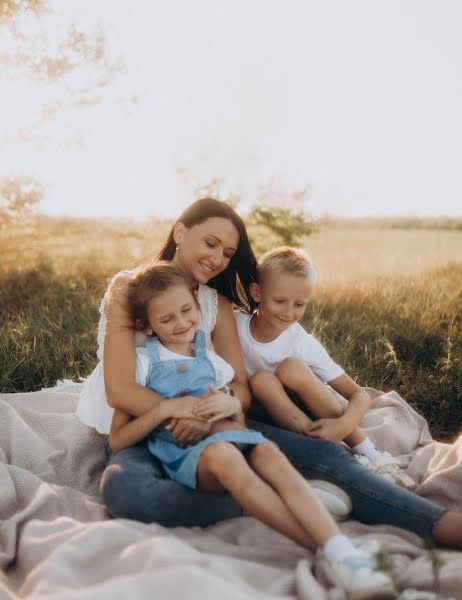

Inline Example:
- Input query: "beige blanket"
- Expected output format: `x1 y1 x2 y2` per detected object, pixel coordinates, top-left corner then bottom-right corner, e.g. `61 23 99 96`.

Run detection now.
1 384 461 599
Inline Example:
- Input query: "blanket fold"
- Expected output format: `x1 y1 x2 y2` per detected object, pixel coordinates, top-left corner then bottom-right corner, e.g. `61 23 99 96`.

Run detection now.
1 385 461 599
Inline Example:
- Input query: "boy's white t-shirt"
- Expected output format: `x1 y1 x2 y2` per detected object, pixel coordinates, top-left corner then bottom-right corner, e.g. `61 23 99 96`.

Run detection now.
234 311 344 383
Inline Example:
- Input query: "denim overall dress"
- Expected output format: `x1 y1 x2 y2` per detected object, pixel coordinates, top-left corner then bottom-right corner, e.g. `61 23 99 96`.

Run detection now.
146 330 268 489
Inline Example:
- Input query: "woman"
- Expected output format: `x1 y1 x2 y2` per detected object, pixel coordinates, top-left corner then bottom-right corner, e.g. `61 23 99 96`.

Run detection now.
78 198 462 548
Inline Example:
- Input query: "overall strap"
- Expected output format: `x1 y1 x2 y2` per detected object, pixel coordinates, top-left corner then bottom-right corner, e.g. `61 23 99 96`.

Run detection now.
194 329 207 356
146 335 161 365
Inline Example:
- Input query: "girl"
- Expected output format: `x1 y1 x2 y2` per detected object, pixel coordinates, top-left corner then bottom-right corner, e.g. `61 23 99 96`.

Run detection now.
108 261 397 600
77 197 462 552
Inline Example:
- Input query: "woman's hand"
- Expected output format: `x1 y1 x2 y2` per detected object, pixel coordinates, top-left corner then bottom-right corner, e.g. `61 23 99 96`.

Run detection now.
164 395 212 446
192 385 243 422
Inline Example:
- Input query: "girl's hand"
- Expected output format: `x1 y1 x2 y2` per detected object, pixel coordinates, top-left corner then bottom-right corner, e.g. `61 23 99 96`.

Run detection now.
304 417 352 442
192 385 242 422
165 418 212 446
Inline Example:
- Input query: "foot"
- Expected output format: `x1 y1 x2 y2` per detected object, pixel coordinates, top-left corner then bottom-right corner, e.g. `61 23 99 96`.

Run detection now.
309 479 353 521
355 453 417 490
323 540 396 600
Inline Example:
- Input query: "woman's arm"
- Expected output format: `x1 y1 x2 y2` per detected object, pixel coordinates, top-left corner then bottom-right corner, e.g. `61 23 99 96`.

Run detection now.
109 397 205 453
103 272 212 445
103 272 167 416
211 295 251 412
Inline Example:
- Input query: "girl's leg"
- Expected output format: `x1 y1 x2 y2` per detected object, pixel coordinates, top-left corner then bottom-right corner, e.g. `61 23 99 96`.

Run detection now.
197 441 338 549
101 440 242 526
275 357 365 447
208 419 248 435
199 443 397 598
246 443 339 545
247 418 457 546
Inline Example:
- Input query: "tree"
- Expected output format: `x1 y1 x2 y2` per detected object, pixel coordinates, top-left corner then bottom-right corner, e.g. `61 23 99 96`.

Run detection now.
245 186 316 254
182 176 316 254
246 204 316 247
0 0 124 222
0 176 44 226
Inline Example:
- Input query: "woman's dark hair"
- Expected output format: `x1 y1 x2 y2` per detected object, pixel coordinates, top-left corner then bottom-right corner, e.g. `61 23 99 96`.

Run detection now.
127 261 188 331
157 197 257 312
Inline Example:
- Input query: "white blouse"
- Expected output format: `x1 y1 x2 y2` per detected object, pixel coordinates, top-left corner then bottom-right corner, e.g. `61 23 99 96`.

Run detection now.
77 276 219 434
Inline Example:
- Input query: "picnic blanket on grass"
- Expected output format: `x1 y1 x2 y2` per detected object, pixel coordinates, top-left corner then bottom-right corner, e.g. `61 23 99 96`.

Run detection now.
1 383 461 599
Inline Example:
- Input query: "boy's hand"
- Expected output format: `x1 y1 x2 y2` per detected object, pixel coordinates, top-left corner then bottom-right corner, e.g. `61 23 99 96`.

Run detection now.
192 385 242 422
304 417 353 442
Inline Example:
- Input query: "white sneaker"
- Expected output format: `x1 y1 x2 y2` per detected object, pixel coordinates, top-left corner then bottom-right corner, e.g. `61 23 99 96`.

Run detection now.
325 541 396 600
309 479 353 520
355 453 417 490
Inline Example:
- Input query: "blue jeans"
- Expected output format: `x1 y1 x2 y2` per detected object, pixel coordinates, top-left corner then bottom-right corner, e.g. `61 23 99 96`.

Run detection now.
101 419 445 540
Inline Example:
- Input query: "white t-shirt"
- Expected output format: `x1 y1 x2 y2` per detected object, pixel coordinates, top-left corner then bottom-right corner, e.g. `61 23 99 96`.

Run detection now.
135 340 234 389
234 311 344 383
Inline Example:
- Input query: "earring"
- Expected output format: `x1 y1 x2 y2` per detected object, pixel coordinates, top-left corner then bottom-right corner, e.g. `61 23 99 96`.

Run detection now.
175 244 179 252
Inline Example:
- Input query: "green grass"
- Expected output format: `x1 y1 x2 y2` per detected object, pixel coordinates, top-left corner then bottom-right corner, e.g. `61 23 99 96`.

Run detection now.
304 264 462 440
1 218 461 441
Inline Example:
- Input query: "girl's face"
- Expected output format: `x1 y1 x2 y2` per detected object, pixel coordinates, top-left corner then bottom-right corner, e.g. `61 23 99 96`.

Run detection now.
146 284 199 349
172 217 239 285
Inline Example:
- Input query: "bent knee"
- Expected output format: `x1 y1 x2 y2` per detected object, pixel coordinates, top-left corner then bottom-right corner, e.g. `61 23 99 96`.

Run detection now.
276 357 312 384
100 462 154 520
248 441 283 467
200 441 243 474
249 370 279 394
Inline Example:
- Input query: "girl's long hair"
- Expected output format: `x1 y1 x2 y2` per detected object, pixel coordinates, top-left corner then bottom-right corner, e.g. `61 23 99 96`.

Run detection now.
157 198 257 312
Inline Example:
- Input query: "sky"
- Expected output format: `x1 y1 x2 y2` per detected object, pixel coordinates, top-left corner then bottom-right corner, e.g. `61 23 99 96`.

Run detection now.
1 0 461 219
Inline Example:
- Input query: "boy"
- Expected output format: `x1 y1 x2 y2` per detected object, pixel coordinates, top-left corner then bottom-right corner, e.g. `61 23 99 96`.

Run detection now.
235 246 415 489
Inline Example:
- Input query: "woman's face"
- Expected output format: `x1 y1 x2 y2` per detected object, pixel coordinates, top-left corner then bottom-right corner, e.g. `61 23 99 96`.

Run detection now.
173 217 240 284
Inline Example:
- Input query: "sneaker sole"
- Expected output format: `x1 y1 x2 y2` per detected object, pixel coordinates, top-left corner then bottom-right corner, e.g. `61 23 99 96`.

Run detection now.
309 479 353 520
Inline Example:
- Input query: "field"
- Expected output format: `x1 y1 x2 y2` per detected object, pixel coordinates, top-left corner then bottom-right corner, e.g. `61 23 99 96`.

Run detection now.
1 217 461 440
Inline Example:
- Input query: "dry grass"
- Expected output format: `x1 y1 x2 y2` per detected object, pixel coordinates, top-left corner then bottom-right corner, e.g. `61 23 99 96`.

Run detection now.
1 217 461 440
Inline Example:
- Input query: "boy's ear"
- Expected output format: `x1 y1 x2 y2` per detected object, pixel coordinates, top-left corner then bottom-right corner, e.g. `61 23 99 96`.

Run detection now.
249 282 261 303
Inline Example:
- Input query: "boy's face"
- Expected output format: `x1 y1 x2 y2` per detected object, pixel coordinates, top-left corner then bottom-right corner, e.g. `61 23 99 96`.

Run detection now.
146 284 199 348
250 270 312 333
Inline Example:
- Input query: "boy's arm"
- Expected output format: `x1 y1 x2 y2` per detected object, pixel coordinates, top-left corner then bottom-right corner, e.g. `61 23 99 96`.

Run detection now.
108 397 207 453
330 374 371 423
306 374 371 441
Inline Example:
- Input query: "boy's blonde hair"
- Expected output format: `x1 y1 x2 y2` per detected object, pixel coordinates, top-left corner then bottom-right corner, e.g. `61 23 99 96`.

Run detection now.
258 246 317 291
